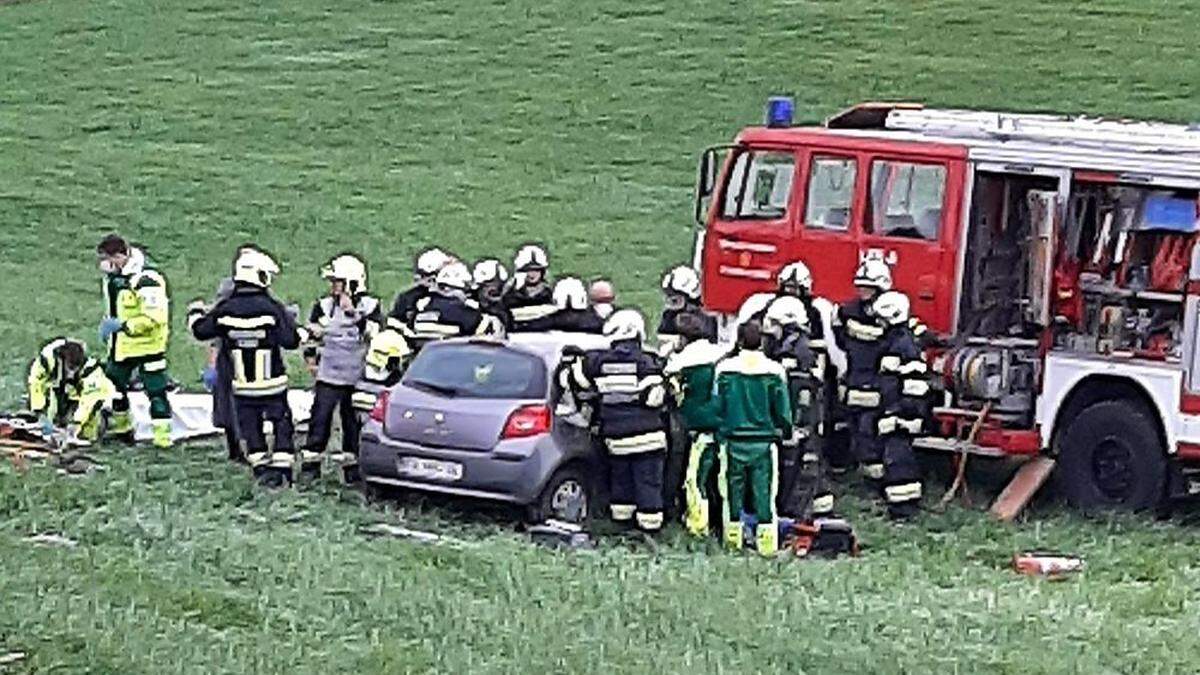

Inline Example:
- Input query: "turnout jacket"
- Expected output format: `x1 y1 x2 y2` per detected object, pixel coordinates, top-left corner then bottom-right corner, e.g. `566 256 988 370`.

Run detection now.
664 338 727 433
103 248 170 362
502 280 556 331
409 293 503 345
657 304 718 355
522 308 604 334
876 324 931 437
714 349 793 442
388 285 432 331
306 294 383 386
27 339 114 424
572 338 668 455
768 327 823 436
189 283 305 398
833 297 887 408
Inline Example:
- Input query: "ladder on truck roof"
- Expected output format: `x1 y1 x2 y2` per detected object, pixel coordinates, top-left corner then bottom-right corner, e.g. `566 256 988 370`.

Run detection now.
884 108 1200 155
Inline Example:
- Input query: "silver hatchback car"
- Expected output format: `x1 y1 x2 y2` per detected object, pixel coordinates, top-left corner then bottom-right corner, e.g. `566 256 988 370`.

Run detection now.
358 332 612 523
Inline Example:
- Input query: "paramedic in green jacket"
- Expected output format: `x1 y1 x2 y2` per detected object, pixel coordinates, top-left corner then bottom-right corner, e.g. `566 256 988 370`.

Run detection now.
664 313 728 537
714 320 793 556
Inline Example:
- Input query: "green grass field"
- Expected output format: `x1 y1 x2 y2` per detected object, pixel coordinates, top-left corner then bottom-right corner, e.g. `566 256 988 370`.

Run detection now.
3 0 1200 672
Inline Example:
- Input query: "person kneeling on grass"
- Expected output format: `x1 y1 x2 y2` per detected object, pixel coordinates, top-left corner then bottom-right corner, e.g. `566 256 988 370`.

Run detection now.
27 337 116 442
714 320 793 557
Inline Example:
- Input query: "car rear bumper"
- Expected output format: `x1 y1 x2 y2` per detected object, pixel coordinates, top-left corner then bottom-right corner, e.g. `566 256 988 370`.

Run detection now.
358 421 560 505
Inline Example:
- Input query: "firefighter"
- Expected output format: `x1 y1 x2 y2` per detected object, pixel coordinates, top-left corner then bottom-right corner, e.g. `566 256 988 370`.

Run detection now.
663 313 728 537
472 258 513 329
571 309 669 533
95 234 173 449
657 265 717 356
873 291 928 520
409 262 504 345
524 277 604 333
200 245 256 462
713 320 793 556
502 244 557 331
388 247 451 332
589 279 616 321
351 329 412 417
188 248 308 487
303 254 383 477
27 338 115 442
833 258 893 482
762 297 835 519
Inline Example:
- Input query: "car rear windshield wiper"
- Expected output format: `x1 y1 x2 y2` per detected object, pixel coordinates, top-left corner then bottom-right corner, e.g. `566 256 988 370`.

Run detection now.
406 379 461 397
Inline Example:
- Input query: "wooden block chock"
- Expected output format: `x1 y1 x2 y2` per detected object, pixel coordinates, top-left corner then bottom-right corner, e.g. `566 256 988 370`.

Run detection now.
990 456 1057 522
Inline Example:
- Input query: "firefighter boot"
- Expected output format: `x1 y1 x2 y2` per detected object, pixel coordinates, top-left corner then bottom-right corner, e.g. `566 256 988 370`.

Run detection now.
723 520 743 551
108 410 134 442
152 420 172 449
756 523 778 558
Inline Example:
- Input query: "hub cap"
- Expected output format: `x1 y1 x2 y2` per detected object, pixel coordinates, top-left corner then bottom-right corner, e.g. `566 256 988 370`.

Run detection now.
550 480 588 522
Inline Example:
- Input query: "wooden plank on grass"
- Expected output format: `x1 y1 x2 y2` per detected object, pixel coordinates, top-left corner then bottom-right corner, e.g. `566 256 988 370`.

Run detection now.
990 457 1056 522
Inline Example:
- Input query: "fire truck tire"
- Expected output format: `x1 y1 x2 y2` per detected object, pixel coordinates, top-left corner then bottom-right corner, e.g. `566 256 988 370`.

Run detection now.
1055 400 1167 512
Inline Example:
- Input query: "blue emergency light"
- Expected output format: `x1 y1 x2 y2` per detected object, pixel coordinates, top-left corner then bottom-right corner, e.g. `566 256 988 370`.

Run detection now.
765 96 794 128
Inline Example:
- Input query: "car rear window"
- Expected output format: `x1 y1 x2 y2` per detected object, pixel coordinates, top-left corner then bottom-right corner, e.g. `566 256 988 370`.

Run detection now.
402 343 547 399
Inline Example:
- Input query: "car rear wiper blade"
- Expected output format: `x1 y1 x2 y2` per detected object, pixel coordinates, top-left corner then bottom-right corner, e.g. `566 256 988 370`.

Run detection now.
406 379 461 397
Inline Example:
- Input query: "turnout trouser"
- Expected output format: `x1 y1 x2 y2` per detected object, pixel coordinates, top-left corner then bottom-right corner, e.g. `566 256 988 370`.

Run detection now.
683 433 719 536
719 440 778 556
306 382 361 457
777 435 835 519
236 394 299 485
881 433 923 519
105 354 172 429
609 451 665 532
849 408 883 481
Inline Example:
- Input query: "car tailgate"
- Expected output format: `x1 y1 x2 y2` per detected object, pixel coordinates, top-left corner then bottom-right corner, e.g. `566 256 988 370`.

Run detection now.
383 385 530 451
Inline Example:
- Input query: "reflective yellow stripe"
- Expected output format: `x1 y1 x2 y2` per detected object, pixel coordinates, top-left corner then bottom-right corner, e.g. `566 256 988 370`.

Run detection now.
902 379 930 397
232 351 247 383
862 463 884 480
510 304 557 322
255 350 269 381
879 355 902 373
610 504 635 521
897 360 928 375
845 389 881 408
846 318 883 341
635 511 664 531
885 482 923 503
878 416 923 435
811 494 834 514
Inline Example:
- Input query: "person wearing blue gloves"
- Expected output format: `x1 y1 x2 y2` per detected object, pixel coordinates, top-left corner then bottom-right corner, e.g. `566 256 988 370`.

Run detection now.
96 234 173 449
27 338 115 442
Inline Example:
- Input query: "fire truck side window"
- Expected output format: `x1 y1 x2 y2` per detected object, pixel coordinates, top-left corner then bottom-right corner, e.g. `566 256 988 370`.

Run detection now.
804 156 856 230
867 160 947 241
721 150 795 220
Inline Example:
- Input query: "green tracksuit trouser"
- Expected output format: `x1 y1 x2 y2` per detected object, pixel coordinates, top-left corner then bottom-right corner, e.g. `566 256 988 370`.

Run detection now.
719 439 777 526
684 433 719 536
105 355 172 420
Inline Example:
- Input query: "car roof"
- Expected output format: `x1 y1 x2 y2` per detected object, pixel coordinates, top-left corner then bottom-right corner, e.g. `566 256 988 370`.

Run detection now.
435 332 612 364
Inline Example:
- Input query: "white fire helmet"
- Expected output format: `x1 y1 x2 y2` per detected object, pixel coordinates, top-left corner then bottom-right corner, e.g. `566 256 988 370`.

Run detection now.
321 254 367 295
415 248 452 279
513 244 549 272
233 248 280 288
764 296 810 333
603 309 646 342
872 290 911 326
472 258 509 287
853 258 893 291
777 261 813 294
435 262 472 292
661 265 701 301
552 277 589 311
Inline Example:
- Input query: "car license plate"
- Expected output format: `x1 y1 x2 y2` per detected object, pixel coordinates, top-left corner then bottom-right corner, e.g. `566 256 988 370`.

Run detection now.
397 456 463 482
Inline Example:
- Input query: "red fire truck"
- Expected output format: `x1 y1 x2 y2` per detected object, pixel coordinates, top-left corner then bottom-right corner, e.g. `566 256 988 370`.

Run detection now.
693 101 1200 511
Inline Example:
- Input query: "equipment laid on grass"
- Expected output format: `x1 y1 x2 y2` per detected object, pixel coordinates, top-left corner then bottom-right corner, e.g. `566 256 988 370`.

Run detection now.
1012 552 1084 579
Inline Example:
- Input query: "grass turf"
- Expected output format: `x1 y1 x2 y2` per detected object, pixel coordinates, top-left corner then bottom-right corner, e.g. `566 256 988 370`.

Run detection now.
2 0 1200 672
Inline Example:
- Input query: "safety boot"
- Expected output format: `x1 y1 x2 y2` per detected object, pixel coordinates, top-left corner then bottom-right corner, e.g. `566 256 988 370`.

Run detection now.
151 420 172 449
723 520 743 551
108 410 135 443
685 497 710 537
756 523 778 558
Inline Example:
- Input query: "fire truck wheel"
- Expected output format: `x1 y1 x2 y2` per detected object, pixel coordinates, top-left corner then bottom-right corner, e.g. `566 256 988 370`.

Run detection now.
1055 400 1167 512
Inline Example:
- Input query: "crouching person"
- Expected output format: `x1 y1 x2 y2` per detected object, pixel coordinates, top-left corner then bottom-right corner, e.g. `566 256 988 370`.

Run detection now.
714 321 793 557
873 291 927 520
190 248 307 487
574 310 669 534
27 338 115 442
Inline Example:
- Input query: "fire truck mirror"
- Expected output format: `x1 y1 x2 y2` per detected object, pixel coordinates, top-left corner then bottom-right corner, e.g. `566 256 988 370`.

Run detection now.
694 147 723 227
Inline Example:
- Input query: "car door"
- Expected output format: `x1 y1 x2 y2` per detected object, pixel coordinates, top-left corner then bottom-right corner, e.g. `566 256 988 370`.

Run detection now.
701 146 799 313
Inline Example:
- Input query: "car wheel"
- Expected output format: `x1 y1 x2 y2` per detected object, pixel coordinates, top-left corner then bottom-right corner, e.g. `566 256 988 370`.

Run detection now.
1055 400 1167 512
530 466 592 525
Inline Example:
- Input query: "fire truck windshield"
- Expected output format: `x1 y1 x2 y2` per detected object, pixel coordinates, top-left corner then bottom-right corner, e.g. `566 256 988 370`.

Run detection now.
721 150 794 220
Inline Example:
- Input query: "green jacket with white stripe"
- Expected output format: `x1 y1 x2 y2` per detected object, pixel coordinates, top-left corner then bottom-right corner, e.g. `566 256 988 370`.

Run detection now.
664 339 727 433
714 349 793 443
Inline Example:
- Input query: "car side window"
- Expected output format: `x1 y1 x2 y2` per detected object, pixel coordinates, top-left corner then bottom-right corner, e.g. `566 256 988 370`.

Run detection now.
721 150 795 220
867 160 946 241
804 156 856 230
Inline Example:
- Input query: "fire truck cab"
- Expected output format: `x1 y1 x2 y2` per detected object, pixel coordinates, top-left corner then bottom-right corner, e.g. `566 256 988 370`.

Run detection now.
694 101 1200 511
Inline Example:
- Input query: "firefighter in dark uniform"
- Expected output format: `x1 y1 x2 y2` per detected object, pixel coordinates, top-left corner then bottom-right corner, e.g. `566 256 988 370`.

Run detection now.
832 258 893 482
763 296 835 519
873 291 928 520
503 244 557 331
570 309 669 533
189 248 308 487
388 248 451 333
657 265 717 357
408 262 505 347
472 258 513 330
523 277 604 333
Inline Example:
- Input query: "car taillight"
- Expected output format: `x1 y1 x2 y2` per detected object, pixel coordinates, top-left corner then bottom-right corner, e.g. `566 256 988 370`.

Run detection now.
501 404 551 439
369 390 391 424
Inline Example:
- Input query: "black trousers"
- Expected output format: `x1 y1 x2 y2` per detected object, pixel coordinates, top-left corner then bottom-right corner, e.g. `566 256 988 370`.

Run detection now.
882 434 922 519
306 382 360 455
235 394 295 456
610 451 665 529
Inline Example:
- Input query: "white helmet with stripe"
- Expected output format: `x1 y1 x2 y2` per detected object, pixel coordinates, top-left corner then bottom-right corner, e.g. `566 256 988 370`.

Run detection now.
472 258 509 287
853 258 893 291
415 248 451 279
435 262 472 292
514 244 549 272
872 290 911 326
321 254 368 294
764 296 810 333
777 261 813 294
603 309 646 342
661 265 701 301
233 248 280 288
553 277 588 311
